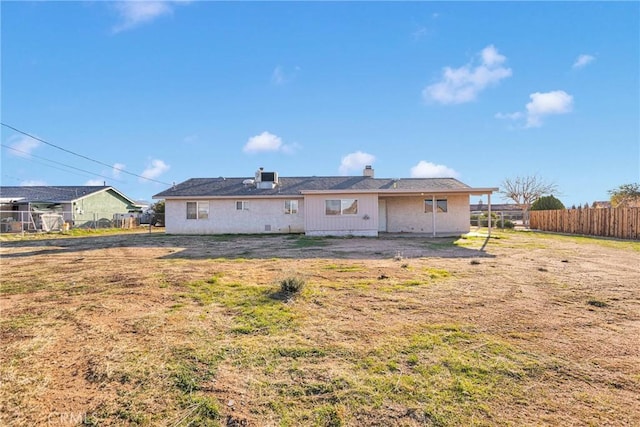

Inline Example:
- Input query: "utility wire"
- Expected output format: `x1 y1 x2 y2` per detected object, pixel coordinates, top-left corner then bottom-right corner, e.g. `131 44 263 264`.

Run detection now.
5 155 106 182
2 143 125 183
1 122 171 186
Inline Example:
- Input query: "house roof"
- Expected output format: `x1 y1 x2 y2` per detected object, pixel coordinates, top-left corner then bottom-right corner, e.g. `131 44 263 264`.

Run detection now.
0 186 139 205
154 176 497 199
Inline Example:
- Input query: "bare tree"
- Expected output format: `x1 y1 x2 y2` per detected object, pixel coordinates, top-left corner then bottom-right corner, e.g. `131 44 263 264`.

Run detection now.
501 175 558 226
609 183 640 207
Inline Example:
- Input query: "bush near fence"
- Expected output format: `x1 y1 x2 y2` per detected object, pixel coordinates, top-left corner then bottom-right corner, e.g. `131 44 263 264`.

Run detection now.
529 208 640 240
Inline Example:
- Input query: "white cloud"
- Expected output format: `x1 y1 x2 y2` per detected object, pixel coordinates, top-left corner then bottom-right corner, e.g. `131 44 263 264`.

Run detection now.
21 179 47 186
182 134 199 144
243 131 288 154
85 179 105 186
7 134 40 157
140 159 170 181
112 1 188 33
573 54 595 69
338 151 376 175
423 45 512 104
412 26 428 40
496 90 574 128
112 163 126 178
243 131 299 154
410 161 459 178
481 45 506 67
494 111 524 120
525 90 573 127
413 13 439 40
272 66 285 85
271 65 300 85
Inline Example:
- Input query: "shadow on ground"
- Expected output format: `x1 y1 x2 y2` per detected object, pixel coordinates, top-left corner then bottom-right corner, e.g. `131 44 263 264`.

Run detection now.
0 233 495 260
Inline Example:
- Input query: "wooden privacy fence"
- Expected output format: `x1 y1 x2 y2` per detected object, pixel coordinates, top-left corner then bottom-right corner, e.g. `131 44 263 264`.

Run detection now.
530 208 640 240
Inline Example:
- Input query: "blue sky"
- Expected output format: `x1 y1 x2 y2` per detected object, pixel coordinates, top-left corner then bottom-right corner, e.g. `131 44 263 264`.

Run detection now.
2 1 638 206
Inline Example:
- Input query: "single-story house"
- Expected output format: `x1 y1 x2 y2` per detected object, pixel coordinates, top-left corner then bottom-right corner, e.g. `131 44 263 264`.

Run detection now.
0 185 142 231
154 167 498 237
591 201 612 209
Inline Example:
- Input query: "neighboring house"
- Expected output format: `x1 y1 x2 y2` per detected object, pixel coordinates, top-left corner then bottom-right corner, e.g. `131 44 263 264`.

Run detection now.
154 167 497 237
134 200 152 212
0 185 142 231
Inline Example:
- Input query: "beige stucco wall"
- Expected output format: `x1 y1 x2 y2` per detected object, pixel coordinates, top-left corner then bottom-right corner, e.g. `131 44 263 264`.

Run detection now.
165 198 305 234
383 194 470 235
165 193 471 236
303 194 378 236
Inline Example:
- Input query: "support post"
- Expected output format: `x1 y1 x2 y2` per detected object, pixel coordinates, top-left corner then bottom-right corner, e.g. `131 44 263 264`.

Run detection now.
432 195 436 237
480 193 493 252
488 193 492 237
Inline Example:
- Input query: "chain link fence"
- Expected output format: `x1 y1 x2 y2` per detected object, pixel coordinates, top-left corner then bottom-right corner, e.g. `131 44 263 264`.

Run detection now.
0 211 165 234
470 210 523 229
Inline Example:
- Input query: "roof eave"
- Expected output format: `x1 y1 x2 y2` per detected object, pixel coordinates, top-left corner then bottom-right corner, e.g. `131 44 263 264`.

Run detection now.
154 194 305 200
301 188 498 195
157 187 499 199
466 187 500 195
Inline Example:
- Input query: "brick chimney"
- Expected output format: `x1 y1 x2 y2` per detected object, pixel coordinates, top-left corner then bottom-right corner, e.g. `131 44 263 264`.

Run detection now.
363 165 374 178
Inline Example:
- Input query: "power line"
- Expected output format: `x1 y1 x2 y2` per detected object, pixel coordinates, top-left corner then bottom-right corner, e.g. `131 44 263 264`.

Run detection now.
4 154 106 182
2 143 125 183
1 122 171 186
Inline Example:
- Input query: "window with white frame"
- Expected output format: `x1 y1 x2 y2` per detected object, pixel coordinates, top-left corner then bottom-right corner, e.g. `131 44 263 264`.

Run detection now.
284 200 298 214
424 198 448 213
236 201 249 211
186 201 209 219
325 199 358 215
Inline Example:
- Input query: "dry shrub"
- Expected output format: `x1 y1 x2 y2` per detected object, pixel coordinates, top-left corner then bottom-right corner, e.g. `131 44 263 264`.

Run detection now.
280 276 305 295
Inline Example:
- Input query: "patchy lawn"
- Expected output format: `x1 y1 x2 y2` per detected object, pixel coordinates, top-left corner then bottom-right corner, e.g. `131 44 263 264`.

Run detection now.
1 231 638 426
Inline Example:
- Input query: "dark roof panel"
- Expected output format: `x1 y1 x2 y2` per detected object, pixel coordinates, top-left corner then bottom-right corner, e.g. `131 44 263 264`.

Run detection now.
153 176 474 198
0 186 126 203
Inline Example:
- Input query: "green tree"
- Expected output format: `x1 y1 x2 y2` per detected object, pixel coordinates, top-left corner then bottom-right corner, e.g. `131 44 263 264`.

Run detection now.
530 195 565 211
608 183 640 207
152 200 165 226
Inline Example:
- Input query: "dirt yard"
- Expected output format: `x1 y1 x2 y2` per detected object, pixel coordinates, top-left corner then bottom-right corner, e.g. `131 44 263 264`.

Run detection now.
1 230 639 426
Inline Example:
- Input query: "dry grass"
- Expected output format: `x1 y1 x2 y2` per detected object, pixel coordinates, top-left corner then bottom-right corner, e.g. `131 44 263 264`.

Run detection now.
1 231 639 426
